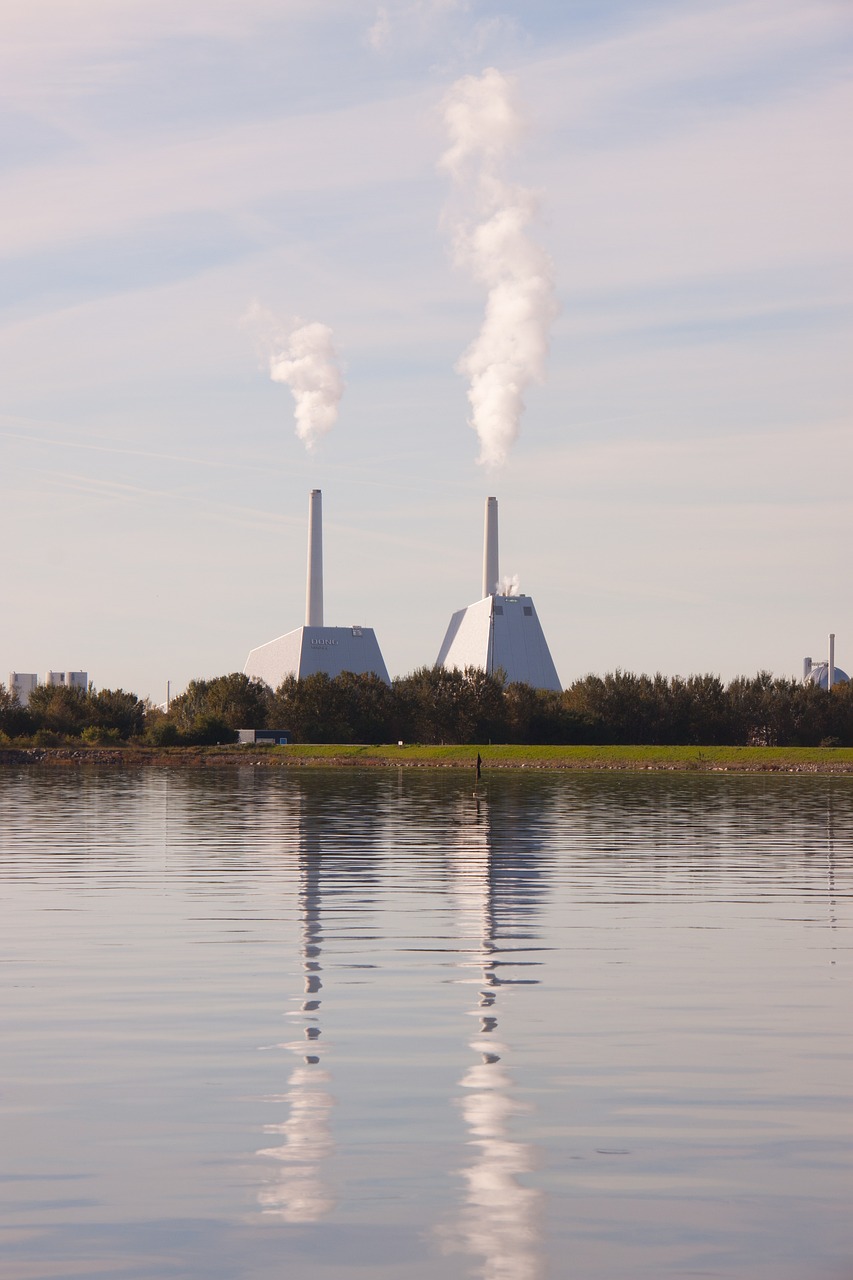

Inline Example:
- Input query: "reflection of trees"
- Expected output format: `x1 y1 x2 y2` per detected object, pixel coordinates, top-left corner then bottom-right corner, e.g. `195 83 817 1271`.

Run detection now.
440 789 545 1280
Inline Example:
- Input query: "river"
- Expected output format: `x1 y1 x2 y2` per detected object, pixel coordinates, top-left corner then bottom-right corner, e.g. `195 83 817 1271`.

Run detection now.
1 767 852 1279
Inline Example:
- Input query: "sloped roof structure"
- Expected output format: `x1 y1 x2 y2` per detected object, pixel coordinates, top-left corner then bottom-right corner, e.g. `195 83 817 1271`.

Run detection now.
436 497 562 692
244 489 390 688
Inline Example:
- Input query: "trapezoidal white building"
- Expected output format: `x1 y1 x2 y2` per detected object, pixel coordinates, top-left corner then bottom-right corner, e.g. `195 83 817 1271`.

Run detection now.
244 489 390 687
436 497 562 692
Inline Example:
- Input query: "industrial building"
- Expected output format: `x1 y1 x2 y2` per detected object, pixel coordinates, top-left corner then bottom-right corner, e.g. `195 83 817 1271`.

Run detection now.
244 489 390 688
8 673 38 707
436 497 562 692
8 671 88 707
803 635 848 689
46 671 88 690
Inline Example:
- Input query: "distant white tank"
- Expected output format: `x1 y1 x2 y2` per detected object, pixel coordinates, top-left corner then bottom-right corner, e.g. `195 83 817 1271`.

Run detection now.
436 497 562 692
803 634 848 689
804 662 849 690
8 672 38 707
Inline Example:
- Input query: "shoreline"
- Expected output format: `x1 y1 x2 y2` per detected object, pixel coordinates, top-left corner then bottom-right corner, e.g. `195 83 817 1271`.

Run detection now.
4 744 853 773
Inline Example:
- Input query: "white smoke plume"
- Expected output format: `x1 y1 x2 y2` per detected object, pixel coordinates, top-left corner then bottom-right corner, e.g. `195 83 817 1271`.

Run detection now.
500 573 520 597
440 68 557 469
244 303 344 452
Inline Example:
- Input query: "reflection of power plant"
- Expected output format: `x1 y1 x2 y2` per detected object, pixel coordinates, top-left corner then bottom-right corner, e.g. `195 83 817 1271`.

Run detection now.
256 787 335 1223
440 786 545 1280
437 497 561 692
244 488 390 686
251 770 385 1224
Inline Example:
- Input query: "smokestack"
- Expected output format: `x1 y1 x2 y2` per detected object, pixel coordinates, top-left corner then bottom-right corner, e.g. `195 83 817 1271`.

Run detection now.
828 633 835 691
803 657 812 681
482 496 499 598
305 489 324 627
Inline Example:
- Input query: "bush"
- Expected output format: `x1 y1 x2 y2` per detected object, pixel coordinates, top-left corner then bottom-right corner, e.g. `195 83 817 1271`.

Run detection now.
81 725 122 745
144 720 180 747
183 714 237 746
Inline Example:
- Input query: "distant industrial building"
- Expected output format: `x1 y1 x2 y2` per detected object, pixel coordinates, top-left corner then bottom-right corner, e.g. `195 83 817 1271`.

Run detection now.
436 497 562 692
45 671 88 691
8 673 38 707
804 635 848 689
8 670 88 706
244 489 390 687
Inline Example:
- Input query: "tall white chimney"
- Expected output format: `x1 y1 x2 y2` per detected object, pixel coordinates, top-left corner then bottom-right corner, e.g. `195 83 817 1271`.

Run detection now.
828 632 835 691
482 496 499 598
305 489 324 627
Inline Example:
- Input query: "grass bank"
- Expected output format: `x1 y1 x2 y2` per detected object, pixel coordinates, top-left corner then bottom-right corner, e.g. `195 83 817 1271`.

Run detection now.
5 743 853 772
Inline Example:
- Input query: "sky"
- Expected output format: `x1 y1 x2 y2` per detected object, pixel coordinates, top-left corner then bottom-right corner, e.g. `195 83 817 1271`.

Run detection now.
1 0 851 702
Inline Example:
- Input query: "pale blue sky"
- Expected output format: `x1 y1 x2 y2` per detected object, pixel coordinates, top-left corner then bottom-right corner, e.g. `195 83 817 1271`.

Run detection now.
2 0 851 700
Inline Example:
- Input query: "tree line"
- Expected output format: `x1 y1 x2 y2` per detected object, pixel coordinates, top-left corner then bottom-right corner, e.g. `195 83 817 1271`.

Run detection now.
3 668 853 747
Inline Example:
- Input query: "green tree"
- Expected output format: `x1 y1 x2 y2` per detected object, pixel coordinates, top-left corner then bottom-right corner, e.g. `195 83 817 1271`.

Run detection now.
169 673 270 736
88 688 146 739
27 684 90 737
332 671 397 742
393 666 505 744
269 673 352 743
0 684 33 738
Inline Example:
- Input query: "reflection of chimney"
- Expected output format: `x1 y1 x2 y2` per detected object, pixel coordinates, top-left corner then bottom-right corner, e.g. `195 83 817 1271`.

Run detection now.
305 490 323 627
482 496 499 599
828 633 835 691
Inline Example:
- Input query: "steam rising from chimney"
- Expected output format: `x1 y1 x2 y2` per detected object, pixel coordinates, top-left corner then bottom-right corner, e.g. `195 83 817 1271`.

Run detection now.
440 68 557 469
244 304 344 452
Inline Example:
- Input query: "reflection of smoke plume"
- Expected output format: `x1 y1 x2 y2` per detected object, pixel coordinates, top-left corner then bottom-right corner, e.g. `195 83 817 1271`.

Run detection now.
441 68 557 470
448 1063 542 1280
257 1066 335 1222
244 303 344 451
500 573 520 597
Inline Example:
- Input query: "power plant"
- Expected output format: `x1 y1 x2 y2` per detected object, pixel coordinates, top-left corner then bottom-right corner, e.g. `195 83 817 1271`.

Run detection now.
803 634 849 689
243 489 391 687
436 496 562 691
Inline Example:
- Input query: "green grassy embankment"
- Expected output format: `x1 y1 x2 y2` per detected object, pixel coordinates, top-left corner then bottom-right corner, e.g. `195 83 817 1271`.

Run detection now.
234 743 853 771
5 743 853 771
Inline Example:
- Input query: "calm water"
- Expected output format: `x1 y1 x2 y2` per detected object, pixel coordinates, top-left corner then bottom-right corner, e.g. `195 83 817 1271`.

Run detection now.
1 767 852 1280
